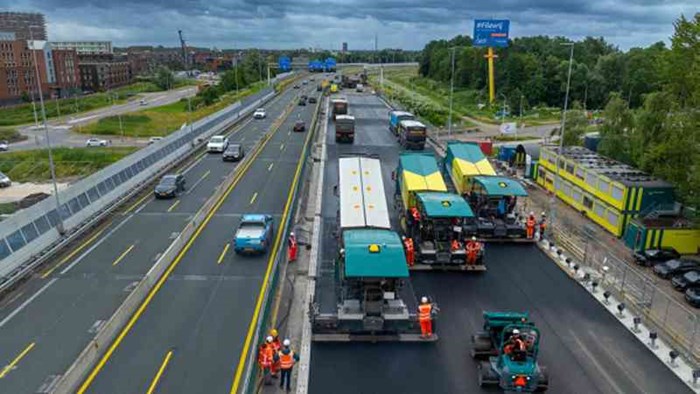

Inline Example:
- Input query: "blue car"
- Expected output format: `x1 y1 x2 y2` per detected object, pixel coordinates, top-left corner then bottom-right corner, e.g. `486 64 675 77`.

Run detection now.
234 214 274 254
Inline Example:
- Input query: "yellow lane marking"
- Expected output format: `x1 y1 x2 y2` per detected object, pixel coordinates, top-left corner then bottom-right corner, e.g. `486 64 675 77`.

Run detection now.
201 170 211 180
77 94 297 394
41 228 106 278
0 342 35 379
249 192 258 205
268 163 274 172
112 245 135 266
146 350 173 394
167 200 180 213
229 97 317 394
217 243 230 265
124 192 152 215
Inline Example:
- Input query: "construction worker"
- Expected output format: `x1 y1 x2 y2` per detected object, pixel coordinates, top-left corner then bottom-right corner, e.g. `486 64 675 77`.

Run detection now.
538 212 547 240
258 340 273 384
466 236 480 265
269 329 281 377
450 238 461 252
418 296 434 339
287 232 298 262
402 236 415 267
274 339 300 392
526 212 536 239
504 329 526 360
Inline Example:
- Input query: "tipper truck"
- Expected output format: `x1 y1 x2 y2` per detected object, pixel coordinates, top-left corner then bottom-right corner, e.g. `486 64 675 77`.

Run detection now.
389 110 415 136
398 120 427 150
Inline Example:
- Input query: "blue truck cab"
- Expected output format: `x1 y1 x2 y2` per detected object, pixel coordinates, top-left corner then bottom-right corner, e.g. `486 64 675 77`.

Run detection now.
234 214 274 254
389 110 415 135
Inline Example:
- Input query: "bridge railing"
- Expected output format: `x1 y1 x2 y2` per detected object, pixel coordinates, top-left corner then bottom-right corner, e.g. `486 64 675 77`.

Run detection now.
0 74 294 292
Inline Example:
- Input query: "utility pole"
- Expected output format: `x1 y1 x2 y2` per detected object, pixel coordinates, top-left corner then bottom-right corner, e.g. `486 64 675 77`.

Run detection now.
448 47 456 138
549 42 575 233
30 27 63 233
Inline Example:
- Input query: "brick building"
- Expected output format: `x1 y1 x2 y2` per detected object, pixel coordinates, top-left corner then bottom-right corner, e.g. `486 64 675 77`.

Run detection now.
0 12 46 41
0 36 51 104
51 49 80 96
79 60 131 92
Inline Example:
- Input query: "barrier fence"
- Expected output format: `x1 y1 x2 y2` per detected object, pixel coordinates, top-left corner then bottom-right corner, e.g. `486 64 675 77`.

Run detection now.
0 74 293 292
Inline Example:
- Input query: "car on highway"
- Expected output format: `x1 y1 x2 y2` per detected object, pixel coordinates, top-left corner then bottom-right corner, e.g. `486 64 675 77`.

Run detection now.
671 271 700 292
298 96 307 106
253 108 266 119
154 174 185 198
207 135 229 153
293 120 306 132
233 214 274 255
0 140 8 151
686 287 700 308
633 248 680 266
85 138 109 147
653 258 700 279
222 144 244 162
293 84 300 89
356 84 364 92
317 85 322 92
139 99 148 106
0 171 11 187
308 96 317 104
148 136 163 145
302 80 309 85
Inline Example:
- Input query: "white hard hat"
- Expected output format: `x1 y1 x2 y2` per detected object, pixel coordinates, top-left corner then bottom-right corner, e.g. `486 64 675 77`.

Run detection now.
290 232 295 236
529 211 534 215
401 235 406 240
421 296 428 303
512 328 520 335
541 212 546 216
266 336 273 343
471 236 477 241
283 339 291 347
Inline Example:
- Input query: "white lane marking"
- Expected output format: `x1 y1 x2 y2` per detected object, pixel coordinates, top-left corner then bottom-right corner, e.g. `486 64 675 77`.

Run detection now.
59 213 135 275
0 278 58 328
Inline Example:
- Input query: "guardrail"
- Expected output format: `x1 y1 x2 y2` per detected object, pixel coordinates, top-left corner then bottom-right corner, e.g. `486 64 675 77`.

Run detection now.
52 83 298 394
241 90 324 394
0 74 294 293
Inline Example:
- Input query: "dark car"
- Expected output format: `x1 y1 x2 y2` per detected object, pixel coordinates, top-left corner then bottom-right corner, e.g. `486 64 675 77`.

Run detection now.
671 270 700 292
308 96 317 104
293 120 305 132
316 85 322 92
653 258 700 279
685 287 700 308
154 174 185 198
298 97 307 106
633 248 680 266
293 84 300 89
222 144 244 162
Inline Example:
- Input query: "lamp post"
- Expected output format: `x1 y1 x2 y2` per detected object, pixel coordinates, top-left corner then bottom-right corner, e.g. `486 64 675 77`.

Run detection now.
29 27 63 233
549 42 575 233
448 47 457 138
499 93 508 123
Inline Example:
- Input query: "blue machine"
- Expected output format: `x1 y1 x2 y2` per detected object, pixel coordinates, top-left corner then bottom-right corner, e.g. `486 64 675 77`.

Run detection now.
233 214 274 254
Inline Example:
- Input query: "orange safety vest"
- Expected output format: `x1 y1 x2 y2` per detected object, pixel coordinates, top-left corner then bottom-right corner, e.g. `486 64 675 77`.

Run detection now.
526 216 535 227
279 351 295 369
410 207 420 222
451 239 461 251
418 303 432 322
467 241 480 253
271 337 281 352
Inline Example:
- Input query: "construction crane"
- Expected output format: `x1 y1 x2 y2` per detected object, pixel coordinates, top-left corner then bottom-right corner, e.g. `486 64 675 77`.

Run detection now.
178 30 188 69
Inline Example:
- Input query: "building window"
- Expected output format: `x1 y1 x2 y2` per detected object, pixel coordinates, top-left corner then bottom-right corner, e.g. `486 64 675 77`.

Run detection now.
611 185 624 201
585 172 597 188
575 167 585 180
583 195 594 209
598 179 610 194
565 162 574 174
606 210 619 226
594 202 605 218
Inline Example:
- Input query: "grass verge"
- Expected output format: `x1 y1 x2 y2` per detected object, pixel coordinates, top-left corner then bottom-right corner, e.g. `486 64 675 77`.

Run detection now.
0 147 137 182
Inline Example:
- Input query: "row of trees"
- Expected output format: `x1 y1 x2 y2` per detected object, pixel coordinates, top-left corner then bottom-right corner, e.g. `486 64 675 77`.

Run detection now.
194 50 271 107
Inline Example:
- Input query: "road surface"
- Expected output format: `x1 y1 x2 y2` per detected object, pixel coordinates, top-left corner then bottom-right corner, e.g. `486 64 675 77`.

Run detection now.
0 85 305 393
308 92 691 394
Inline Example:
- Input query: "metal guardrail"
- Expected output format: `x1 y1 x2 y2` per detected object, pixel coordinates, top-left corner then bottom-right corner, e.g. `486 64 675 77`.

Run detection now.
550 222 700 367
0 74 294 292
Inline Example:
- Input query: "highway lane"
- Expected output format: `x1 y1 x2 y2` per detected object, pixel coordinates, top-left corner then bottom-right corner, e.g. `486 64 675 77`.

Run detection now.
308 92 691 394
0 86 301 394
80 85 319 393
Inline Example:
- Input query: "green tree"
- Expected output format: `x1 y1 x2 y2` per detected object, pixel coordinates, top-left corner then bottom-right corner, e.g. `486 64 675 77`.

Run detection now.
598 93 634 163
663 13 700 107
562 105 589 146
154 67 174 90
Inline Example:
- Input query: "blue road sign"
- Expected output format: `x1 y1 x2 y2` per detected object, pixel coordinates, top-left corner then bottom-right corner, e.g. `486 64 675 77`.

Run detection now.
473 19 510 47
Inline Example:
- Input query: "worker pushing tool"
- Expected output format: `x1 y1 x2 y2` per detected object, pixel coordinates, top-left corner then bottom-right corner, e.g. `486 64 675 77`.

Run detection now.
418 296 439 339
274 339 300 392
402 235 415 267
526 212 536 239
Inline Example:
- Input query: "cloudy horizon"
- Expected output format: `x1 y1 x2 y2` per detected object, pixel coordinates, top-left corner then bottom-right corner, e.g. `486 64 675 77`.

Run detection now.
3 1 697 51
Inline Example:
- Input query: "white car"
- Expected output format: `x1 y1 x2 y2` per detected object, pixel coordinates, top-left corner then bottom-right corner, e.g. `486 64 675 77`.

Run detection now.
0 171 10 187
253 108 266 119
148 136 163 144
86 138 109 147
0 140 9 151
139 99 148 106
207 135 229 153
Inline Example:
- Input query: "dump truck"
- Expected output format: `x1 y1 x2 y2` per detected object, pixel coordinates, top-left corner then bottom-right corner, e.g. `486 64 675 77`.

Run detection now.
444 142 532 241
335 115 355 143
398 120 427 150
394 153 484 271
311 156 429 341
389 110 415 136
331 98 348 120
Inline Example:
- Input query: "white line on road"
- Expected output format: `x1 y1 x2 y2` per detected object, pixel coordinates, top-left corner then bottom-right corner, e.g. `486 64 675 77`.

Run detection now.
0 279 58 328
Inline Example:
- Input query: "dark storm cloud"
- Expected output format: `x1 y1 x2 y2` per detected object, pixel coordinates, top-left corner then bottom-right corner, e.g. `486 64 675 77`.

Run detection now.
7 0 697 49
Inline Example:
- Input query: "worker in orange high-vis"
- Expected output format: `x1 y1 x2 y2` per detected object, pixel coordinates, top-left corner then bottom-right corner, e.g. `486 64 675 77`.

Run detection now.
274 339 300 392
269 329 281 377
526 211 536 239
402 236 415 267
466 236 480 265
538 212 547 240
418 296 435 339
258 340 273 384
450 238 461 252
287 232 298 262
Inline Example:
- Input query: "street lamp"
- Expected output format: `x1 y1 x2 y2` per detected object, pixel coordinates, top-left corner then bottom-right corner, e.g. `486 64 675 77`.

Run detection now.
549 42 575 234
29 26 64 233
448 47 457 138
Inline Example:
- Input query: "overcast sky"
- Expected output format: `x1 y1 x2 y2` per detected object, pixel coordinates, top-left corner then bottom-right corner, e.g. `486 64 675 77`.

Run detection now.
3 0 697 50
